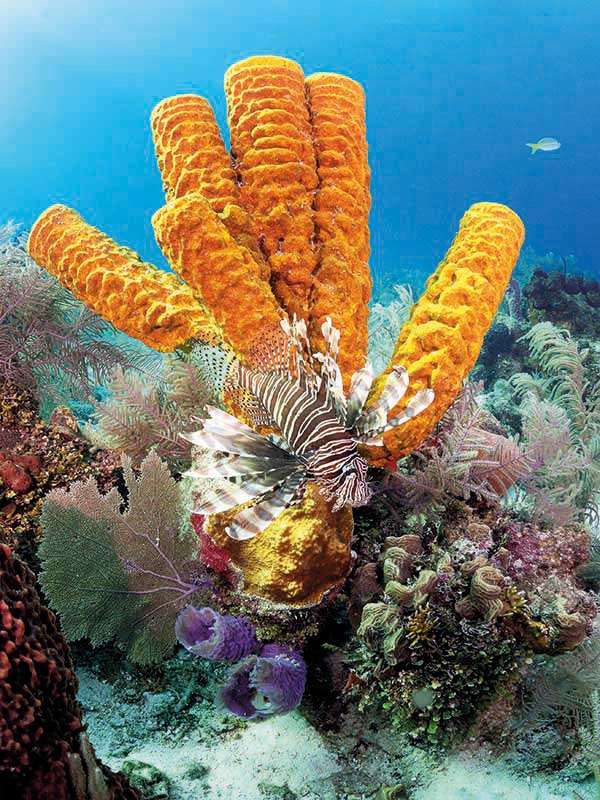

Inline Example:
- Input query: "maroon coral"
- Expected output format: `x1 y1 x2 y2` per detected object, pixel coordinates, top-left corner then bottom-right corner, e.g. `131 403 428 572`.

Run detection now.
192 513 234 581
0 544 138 799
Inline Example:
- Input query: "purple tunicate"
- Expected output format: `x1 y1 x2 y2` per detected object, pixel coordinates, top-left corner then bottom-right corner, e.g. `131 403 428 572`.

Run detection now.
220 644 307 719
175 606 258 662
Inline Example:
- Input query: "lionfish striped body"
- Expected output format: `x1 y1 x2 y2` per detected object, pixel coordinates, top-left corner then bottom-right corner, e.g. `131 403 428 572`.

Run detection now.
184 318 434 541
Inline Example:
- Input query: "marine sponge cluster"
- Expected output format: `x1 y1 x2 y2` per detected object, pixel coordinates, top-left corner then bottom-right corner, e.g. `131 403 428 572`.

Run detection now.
176 605 306 719
354 507 596 741
26 54 524 605
0 544 139 799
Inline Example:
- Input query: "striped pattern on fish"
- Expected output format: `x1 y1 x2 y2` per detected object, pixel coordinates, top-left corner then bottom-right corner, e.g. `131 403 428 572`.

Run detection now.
185 317 434 540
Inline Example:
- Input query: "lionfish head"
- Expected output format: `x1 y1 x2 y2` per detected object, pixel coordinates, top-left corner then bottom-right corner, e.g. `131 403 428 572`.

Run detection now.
322 452 372 513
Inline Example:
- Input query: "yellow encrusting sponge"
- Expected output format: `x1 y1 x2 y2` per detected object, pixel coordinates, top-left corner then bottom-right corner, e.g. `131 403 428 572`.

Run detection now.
206 483 353 606
152 193 284 360
27 204 221 352
306 72 372 384
224 55 320 320
366 202 525 464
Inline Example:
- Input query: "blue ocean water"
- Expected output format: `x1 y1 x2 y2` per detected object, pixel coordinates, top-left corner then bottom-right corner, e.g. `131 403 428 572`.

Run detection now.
1 0 598 293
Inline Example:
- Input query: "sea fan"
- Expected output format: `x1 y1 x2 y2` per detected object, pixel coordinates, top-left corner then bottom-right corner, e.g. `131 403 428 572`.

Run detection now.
38 450 209 663
386 384 532 514
86 357 210 468
0 221 149 413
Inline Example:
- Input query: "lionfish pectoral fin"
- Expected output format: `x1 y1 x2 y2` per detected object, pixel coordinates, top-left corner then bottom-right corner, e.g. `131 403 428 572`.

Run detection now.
182 405 289 460
185 450 296 479
192 463 300 516
225 471 306 541
353 387 435 442
346 362 374 427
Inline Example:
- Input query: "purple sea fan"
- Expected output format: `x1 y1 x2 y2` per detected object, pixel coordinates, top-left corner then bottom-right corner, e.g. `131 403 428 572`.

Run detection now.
220 644 307 719
175 606 258 662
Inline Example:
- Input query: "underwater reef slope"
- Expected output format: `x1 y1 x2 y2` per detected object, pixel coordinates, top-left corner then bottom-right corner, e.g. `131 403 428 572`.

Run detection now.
27 55 523 605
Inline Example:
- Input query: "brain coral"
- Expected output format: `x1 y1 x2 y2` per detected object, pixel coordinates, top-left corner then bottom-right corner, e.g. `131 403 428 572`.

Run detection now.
0 544 139 799
27 55 524 606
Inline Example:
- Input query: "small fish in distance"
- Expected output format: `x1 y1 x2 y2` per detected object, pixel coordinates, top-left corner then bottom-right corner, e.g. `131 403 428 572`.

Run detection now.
526 137 561 154
183 317 435 541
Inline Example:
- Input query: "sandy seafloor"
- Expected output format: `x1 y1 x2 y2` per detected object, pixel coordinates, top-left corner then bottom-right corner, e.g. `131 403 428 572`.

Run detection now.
77 655 598 800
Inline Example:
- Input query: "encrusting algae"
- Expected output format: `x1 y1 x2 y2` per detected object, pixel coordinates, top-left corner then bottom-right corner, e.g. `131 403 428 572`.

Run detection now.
27 54 524 606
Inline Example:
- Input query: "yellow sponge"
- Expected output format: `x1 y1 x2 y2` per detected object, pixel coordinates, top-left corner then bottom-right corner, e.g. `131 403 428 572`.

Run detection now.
152 193 284 360
306 72 372 385
27 204 220 352
366 202 525 464
206 483 353 606
224 55 319 320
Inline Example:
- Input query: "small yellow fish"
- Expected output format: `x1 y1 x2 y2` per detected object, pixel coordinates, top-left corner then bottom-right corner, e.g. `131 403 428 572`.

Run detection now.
526 137 561 154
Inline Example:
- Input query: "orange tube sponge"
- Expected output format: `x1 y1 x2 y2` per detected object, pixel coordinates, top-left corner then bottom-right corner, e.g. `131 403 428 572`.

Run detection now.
306 73 372 384
150 94 269 277
366 202 525 465
152 193 283 359
224 55 319 320
151 94 240 210
27 204 220 352
206 484 353 606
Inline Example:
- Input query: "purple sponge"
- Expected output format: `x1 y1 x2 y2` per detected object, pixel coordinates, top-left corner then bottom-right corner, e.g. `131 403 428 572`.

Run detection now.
220 644 307 719
175 606 258 662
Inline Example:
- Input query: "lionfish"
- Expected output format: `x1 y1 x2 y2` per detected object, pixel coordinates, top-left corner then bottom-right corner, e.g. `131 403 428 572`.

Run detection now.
184 318 434 541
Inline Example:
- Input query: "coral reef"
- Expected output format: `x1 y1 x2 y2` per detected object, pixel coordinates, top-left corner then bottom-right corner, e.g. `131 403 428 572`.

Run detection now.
0 544 139 799
26 55 523 607
0 383 120 567
525 268 600 336
352 504 596 742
